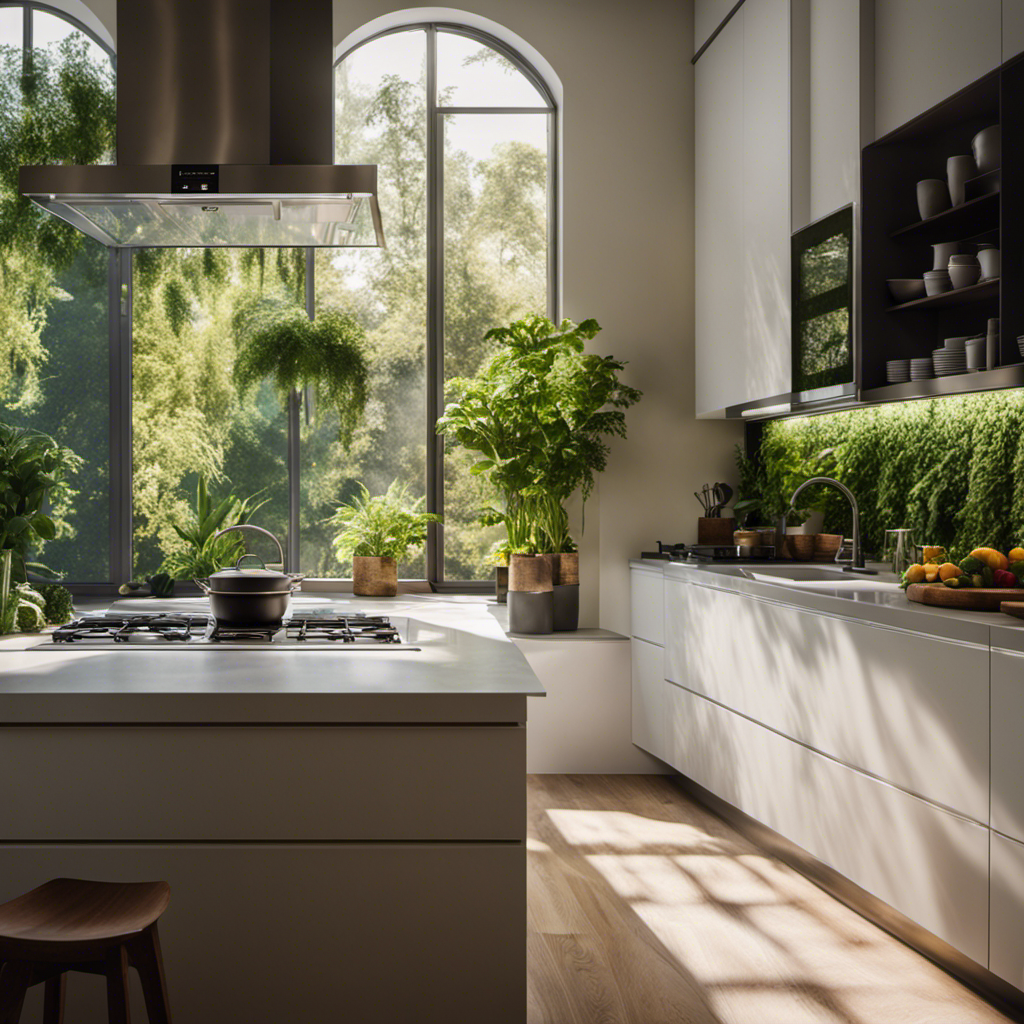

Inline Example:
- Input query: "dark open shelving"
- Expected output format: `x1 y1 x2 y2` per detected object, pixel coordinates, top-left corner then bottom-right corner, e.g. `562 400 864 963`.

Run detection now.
887 278 999 312
861 364 1024 404
889 190 998 240
860 56 1020 396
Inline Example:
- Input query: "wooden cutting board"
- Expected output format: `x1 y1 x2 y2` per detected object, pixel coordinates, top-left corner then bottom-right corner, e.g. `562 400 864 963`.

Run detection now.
1001 602 1024 620
907 583 1024 611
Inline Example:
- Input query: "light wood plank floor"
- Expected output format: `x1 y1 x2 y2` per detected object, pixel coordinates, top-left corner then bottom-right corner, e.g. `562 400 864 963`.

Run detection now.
527 774 1017 1024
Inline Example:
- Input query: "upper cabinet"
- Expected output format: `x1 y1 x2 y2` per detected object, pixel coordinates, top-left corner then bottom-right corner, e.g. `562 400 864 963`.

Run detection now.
695 0 791 417
874 0 1001 139
1006 0 1024 62
695 0 742 55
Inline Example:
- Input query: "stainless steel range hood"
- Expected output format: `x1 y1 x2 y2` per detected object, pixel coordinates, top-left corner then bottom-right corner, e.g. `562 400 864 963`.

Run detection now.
19 0 384 248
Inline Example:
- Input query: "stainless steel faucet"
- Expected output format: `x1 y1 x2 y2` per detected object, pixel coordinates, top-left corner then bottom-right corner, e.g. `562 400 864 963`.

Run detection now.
789 476 876 573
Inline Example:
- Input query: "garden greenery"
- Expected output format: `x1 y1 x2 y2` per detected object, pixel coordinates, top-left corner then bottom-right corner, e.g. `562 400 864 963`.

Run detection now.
328 481 441 562
751 389 1024 560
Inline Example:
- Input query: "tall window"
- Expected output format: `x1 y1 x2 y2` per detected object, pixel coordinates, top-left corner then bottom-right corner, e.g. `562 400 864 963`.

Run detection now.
0 4 114 582
0 14 555 586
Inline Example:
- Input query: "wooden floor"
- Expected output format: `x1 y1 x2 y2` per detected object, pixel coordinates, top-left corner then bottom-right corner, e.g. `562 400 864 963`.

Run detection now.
527 774 1017 1024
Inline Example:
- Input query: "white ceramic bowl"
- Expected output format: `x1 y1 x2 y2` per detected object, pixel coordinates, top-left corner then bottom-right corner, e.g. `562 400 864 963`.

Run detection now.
887 279 926 302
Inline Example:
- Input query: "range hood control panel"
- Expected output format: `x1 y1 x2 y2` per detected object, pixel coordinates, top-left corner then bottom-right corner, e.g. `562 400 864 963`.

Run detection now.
172 165 220 194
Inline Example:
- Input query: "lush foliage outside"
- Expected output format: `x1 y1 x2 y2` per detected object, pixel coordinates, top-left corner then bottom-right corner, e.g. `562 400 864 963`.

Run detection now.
0 26 113 580
753 389 1024 559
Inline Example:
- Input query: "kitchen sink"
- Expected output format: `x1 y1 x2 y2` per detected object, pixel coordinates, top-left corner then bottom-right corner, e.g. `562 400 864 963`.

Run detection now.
738 565 853 581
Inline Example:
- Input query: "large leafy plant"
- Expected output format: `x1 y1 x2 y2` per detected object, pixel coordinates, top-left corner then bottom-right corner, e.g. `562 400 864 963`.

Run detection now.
328 482 440 562
233 302 369 445
160 475 268 580
0 422 80 581
437 314 641 552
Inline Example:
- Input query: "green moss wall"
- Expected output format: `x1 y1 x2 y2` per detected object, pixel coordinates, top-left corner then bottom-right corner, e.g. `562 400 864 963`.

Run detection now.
757 389 1024 561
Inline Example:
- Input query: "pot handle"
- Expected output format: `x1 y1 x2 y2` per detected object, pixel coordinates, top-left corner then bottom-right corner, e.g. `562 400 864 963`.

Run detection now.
212 524 286 569
194 578 211 594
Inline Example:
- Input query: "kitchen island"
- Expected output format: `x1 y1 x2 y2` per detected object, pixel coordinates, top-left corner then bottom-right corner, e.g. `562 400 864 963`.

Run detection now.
0 595 543 1024
630 557 1024 1008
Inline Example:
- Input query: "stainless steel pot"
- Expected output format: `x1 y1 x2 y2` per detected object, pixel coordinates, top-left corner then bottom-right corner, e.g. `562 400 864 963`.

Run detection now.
195 525 304 626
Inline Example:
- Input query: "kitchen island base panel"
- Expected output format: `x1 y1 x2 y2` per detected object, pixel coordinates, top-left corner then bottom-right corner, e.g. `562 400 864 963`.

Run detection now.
0 843 525 1024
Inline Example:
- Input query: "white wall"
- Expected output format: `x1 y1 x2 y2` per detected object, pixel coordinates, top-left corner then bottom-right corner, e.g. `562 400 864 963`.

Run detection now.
86 0 741 636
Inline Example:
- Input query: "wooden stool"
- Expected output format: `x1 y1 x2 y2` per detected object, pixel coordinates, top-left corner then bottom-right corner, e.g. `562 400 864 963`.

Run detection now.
0 878 171 1024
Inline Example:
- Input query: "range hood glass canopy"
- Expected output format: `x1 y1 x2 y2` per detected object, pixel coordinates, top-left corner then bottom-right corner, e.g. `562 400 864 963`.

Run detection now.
25 193 382 248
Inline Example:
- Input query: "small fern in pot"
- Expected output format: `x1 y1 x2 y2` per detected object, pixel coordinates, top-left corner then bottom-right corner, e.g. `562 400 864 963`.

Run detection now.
233 302 370 445
327 482 441 597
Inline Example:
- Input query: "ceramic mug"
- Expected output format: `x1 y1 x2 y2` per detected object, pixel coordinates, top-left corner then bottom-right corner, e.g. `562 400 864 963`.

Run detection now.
978 244 1000 280
917 179 951 220
932 241 959 270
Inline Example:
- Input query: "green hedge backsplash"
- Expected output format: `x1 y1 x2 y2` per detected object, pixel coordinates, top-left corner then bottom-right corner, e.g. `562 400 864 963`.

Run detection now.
758 389 1024 561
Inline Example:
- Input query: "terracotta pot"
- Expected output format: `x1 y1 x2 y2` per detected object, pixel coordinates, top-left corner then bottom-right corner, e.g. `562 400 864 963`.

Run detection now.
698 517 736 545
352 555 398 597
508 553 553 593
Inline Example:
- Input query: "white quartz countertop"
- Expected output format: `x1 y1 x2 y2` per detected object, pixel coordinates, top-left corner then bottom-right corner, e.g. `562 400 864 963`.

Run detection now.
0 594 545 723
631 558 1024 651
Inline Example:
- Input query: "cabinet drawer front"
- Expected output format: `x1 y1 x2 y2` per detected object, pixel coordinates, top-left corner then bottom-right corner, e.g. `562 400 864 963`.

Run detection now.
0 725 524 841
630 569 665 645
667 684 989 964
992 649 1024 842
0 842 524 1024
631 638 666 761
679 583 988 821
991 831 1024 988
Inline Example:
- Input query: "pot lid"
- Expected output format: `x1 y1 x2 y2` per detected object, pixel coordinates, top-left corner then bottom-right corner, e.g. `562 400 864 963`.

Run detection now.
207 554 293 591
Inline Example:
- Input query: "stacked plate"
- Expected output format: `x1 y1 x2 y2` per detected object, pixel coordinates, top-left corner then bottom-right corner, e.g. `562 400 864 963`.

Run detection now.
1018 334 1024 359
932 346 967 376
910 357 933 380
886 359 910 383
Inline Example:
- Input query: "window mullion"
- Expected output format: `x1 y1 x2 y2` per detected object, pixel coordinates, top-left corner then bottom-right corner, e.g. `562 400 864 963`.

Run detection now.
425 24 444 586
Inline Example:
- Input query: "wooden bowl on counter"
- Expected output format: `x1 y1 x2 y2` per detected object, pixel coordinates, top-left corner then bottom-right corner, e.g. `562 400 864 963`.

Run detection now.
782 534 816 561
813 533 843 562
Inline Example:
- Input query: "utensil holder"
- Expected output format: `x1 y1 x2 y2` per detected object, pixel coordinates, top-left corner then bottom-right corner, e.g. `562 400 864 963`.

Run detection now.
698 517 736 545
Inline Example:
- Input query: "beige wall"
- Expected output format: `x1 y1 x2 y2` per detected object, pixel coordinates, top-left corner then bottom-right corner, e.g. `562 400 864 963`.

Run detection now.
82 0 741 634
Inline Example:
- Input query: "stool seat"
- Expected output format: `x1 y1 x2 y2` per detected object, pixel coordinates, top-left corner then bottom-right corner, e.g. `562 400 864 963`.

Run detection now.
0 879 170 954
0 879 172 1023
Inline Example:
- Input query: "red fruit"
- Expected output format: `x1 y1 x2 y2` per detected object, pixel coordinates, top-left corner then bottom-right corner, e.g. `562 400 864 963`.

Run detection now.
993 569 1018 589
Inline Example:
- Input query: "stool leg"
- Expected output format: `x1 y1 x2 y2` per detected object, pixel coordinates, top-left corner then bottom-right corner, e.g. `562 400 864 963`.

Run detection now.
0 962 30 1024
127 924 171 1024
105 946 131 1024
42 972 65 1024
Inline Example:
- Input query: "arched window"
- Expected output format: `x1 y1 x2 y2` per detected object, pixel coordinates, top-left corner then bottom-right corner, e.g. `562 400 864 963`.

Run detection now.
328 24 557 582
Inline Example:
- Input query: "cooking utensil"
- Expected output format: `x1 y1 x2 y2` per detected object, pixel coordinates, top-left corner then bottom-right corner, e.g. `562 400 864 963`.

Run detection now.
715 482 733 514
195 525 304 627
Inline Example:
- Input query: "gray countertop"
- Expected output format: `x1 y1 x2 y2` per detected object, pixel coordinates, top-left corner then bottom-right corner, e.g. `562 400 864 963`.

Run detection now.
631 557 1024 652
0 594 546 724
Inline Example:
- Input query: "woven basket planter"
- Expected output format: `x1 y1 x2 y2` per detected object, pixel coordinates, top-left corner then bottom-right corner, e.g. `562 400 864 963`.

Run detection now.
509 554 553 593
352 555 398 596
554 551 579 586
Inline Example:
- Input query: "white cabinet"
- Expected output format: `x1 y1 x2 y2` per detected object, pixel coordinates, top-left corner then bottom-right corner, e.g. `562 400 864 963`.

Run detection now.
992 648 1024 843
874 0 1001 138
631 638 667 761
991 831 1024 988
695 0 791 417
667 683 990 965
675 581 989 822
630 567 665 645
1006 0 1024 63
694 0 738 54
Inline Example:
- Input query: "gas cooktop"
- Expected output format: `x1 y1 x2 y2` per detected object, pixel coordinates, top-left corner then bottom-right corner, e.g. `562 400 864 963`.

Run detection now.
42 613 412 649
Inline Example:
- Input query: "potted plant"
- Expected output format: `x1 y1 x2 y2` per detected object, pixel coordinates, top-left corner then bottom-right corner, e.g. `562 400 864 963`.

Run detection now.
234 303 370 445
160 475 268 582
328 482 441 597
0 423 79 633
438 314 640 631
